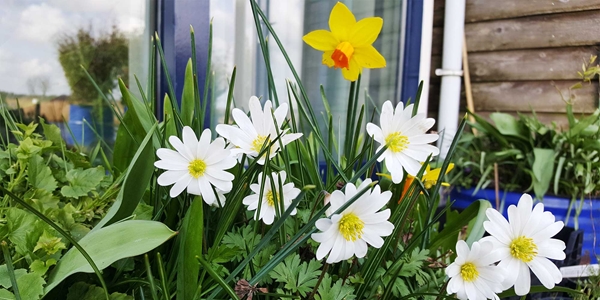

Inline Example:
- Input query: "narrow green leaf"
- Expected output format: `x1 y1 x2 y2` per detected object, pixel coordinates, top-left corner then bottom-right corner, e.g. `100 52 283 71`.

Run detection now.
45 220 176 294
532 148 555 200
95 123 157 228
181 59 195 126
177 197 203 300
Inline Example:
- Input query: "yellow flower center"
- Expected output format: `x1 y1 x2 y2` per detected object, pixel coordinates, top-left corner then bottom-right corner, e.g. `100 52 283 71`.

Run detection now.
338 213 364 241
188 159 207 178
460 262 479 282
265 190 279 207
510 236 538 262
251 135 270 153
331 41 354 69
385 132 409 153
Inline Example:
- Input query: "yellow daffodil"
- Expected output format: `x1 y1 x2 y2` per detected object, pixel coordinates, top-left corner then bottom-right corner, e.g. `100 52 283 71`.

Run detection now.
398 163 454 203
420 163 454 189
302 2 386 81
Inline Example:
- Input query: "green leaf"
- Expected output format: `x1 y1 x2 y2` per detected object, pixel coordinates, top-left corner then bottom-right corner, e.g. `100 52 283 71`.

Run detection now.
532 148 555 200
465 200 492 246
95 123 157 228
113 78 157 172
490 112 525 138
5 208 44 256
39 118 63 147
181 58 195 126
163 94 177 140
33 230 66 255
132 203 153 220
45 220 176 294
177 197 203 300
0 266 27 289
16 272 45 300
429 200 489 251
28 155 57 193
0 289 15 300
60 167 106 198
66 282 133 300
315 274 356 300
269 254 322 297
29 259 56 276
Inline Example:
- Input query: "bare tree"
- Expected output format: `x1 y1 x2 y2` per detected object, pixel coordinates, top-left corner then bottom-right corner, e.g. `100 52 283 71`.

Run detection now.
25 76 51 99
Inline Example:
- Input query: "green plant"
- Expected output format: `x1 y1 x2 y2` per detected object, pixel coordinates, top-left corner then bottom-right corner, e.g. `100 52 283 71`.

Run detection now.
57 26 128 105
453 56 600 208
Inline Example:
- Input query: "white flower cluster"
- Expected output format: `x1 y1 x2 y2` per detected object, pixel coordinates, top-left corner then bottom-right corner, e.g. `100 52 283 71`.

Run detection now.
445 193 566 300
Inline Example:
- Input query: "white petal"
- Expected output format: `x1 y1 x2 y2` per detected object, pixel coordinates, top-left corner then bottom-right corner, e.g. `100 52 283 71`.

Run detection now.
232 108 257 137
528 257 557 289
484 209 513 244
156 148 189 165
408 133 439 144
446 263 460 277
361 229 384 248
514 261 531 296
384 155 404 184
199 178 216 205
243 194 259 207
187 179 201 195
366 123 383 143
531 221 564 243
273 102 288 126
379 101 394 134
169 135 194 161
157 170 188 186
354 239 368 258
197 128 212 159
397 152 422 175
170 176 192 198
315 218 333 231
155 159 188 171
182 126 199 157
537 239 566 260
206 175 233 193
507 204 523 237
456 240 470 258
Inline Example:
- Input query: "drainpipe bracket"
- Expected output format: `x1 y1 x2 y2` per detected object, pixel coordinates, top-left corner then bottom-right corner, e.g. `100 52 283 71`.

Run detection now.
435 69 463 77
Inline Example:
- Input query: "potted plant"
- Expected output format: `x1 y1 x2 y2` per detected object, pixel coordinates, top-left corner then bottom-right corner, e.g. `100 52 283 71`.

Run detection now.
57 26 128 148
451 56 600 264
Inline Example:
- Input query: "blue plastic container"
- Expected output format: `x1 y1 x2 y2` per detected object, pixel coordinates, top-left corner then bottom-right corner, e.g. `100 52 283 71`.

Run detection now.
450 188 599 264
67 105 114 147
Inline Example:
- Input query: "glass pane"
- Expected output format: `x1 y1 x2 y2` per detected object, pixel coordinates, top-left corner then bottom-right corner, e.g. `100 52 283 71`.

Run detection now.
210 0 403 143
0 0 154 146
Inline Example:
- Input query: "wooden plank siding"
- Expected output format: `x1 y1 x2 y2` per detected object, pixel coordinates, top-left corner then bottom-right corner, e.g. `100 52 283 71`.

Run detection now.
430 47 600 82
465 10 600 52
428 0 600 126
434 0 600 24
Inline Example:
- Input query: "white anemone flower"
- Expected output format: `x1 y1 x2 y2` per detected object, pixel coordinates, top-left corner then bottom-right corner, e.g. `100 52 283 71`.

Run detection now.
312 179 394 264
482 193 566 296
366 100 439 184
154 126 237 205
446 240 505 300
215 96 302 165
242 171 300 225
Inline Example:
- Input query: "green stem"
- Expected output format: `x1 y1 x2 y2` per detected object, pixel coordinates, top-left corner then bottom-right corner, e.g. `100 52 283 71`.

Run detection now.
1 241 21 300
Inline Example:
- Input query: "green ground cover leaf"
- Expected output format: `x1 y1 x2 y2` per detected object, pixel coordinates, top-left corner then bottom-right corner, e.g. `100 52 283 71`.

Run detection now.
28 155 57 192
60 167 106 198
315 274 356 300
269 254 322 297
0 266 27 289
16 272 45 300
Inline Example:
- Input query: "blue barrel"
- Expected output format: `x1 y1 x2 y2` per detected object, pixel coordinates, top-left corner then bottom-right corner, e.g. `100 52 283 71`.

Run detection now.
67 105 114 147
450 188 599 264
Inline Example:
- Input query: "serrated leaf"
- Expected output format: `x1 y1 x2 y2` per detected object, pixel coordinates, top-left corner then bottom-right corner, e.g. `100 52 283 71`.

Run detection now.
315 274 356 300
16 272 45 300
29 259 56 276
0 266 27 289
45 220 176 294
27 155 57 192
60 167 106 198
39 118 63 146
5 208 44 256
269 254 322 297
33 230 66 255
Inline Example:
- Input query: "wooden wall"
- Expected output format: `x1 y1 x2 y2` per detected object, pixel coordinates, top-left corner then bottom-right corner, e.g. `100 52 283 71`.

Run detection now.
429 0 600 128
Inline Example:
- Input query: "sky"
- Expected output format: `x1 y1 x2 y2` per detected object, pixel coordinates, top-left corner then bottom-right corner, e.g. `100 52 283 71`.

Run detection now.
0 0 147 96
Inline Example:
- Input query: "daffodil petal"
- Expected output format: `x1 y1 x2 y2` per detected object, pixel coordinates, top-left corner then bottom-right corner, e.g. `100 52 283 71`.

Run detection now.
303 29 338 51
341 58 361 81
349 17 383 47
322 50 335 67
353 45 386 69
329 2 356 41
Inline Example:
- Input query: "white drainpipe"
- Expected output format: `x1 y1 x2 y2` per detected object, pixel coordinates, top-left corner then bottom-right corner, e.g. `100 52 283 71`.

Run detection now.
417 0 434 116
436 0 466 159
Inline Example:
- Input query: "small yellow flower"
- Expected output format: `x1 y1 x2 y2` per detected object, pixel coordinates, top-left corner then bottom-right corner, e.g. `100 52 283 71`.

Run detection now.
420 163 455 189
302 2 386 81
